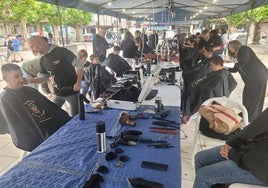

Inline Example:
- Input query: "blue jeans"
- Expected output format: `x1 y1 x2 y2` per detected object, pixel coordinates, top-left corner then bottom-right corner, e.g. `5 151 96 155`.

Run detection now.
51 93 79 117
193 146 267 188
82 81 90 96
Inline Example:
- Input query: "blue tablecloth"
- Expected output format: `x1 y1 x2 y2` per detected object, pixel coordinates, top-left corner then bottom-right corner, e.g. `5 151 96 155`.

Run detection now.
0 105 181 188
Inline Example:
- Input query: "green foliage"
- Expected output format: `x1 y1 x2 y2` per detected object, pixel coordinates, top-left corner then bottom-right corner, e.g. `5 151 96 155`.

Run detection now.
0 0 93 27
253 5 268 22
35 2 59 25
227 5 268 27
10 0 37 23
0 0 16 22
63 8 93 27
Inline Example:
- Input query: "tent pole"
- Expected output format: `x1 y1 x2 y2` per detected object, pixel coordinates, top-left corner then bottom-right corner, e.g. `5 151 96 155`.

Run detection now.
56 0 65 47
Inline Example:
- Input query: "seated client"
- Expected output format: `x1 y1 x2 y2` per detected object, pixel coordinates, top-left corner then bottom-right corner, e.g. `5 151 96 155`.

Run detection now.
194 108 268 187
182 56 237 123
0 64 71 151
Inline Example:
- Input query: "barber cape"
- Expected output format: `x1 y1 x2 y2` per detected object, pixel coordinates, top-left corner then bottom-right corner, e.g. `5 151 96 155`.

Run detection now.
181 59 211 111
102 53 131 77
185 69 237 116
182 58 211 93
0 86 71 151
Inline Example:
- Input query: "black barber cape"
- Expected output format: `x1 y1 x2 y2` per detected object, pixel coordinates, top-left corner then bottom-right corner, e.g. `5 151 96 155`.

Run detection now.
0 86 71 151
182 58 211 111
184 69 237 116
39 46 77 97
102 53 131 77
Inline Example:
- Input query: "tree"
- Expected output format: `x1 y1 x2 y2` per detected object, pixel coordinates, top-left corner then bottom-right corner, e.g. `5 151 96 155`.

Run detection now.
35 2 61 43
10 0 38 42
64 8 93 42
0 0 93 45
227 5 268 43
251 5 268 43
0 0 39 45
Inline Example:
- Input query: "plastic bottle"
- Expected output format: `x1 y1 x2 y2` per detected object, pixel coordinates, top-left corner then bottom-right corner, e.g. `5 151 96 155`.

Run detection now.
96 121 107 153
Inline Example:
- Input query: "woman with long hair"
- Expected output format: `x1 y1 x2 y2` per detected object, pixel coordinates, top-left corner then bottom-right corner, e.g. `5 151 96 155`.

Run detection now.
120 31 136 58
227 40 267 122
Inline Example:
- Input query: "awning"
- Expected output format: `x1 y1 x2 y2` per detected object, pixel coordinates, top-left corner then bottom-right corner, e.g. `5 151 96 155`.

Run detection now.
37 0 268 23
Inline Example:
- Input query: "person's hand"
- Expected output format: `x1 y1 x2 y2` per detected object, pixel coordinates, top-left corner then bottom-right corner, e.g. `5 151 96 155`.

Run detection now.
220 144 232 160
73 83 81 92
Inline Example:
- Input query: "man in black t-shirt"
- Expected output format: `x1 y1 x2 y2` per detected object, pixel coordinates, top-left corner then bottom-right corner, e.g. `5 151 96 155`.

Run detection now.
198 29 223 56
27 36 84 117
0 64 71 151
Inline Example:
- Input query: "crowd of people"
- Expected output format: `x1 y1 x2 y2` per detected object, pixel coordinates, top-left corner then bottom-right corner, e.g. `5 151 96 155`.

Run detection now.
168 28 267 187
179 28 267 125
0 26 267 187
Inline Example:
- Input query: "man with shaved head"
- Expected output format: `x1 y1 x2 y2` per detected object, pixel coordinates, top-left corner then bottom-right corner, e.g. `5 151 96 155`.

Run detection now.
27 36 83 117
0 63 71 151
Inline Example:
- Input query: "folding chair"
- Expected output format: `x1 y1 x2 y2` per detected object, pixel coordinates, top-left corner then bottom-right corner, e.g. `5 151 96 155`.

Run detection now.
191 96 249 165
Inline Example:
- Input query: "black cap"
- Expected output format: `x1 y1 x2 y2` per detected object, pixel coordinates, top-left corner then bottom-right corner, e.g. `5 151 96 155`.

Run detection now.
96 121 105 133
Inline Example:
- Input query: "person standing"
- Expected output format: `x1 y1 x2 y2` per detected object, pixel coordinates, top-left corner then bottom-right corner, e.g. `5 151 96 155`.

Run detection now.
84 54 105 101
120 31 137 58
220 28 228 55
93 27 113 63
149 30 159 50
6 35 13 60
26 36 84 117
228 27 239 42
48 33 54 45
78 49 91 103
11 36 23 62
198 29 223 56
227 40 267 122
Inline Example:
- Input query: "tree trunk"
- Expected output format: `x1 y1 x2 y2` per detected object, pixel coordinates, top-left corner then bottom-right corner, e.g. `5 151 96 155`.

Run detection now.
20 19 28 48
52 24 59 45
252 21 261 44
75 25 81 42
4 23 10 35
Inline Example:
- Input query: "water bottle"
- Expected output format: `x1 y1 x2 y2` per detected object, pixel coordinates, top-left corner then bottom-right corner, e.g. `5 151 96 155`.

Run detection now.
96 121 107 153
78 94 85 120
